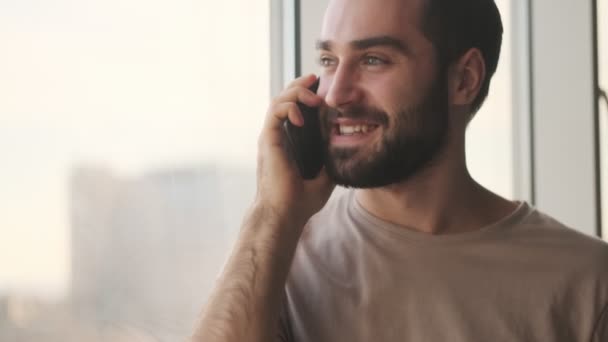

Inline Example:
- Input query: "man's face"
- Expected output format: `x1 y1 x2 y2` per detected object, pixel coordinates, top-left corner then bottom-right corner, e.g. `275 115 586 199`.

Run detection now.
317 0 449 188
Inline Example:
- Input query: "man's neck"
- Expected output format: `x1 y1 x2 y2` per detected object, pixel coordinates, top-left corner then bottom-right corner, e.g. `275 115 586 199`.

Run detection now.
354 150 518 235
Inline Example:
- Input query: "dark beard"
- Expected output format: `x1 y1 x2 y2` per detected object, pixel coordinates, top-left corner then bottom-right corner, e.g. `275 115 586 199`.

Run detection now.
322 72 449 188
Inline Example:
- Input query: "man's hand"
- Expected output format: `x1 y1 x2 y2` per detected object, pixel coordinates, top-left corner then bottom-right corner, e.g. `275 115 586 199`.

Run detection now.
192 75 334 342
255 74 335 225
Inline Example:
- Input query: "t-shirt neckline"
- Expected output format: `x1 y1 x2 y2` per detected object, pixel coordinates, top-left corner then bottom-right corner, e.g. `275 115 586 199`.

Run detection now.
348 190 533 244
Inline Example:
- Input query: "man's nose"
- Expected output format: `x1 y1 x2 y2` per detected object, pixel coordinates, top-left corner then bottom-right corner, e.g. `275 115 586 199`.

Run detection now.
321 67 362 109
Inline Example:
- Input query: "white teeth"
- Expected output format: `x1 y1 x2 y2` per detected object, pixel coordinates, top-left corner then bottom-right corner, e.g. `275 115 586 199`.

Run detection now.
340 126 355 134
339 124 375 135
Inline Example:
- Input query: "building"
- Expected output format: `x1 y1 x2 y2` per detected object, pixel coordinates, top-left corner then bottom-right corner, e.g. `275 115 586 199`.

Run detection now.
69 163 255 339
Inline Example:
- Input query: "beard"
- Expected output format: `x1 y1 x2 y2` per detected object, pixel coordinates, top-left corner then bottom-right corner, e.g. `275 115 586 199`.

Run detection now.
321 72 449 188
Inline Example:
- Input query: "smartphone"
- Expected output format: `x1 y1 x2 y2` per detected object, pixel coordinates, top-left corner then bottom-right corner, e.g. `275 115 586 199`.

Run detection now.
282 79 324 179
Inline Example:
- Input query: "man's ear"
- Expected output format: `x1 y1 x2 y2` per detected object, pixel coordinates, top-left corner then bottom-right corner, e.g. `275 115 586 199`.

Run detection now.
448 48 486 107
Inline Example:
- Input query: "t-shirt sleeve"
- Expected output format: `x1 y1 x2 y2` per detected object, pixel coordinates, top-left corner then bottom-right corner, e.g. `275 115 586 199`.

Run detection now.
592 303 608 342
275 290 294 342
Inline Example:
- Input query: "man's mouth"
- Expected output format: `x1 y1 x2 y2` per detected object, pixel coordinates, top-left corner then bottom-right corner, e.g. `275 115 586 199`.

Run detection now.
329 120 382 147
336 123 380 136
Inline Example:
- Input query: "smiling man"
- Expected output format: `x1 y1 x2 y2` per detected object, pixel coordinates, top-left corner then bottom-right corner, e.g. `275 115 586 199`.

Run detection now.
193 0 608 341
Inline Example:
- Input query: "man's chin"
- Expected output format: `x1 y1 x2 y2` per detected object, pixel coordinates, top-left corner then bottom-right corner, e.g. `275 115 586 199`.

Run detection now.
324 153 397 189
325 171 398 189
327 146 360 160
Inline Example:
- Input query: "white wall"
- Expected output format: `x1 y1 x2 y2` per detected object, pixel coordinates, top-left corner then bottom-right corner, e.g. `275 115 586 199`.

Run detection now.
531 0 599 235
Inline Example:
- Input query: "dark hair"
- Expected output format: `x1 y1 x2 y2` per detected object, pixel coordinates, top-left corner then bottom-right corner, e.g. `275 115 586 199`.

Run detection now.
421 0 503 114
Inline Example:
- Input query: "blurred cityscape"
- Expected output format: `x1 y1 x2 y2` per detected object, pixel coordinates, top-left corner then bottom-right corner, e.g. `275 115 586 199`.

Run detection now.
1 163 256 341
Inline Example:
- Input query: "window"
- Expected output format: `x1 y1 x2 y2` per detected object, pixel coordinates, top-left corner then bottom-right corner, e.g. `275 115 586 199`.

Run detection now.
598 0 608 240
0 1 270 340
466 0 515 200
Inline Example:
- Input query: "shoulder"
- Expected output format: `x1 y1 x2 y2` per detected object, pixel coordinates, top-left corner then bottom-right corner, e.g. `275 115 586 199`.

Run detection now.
519 207 608 257
517 206 608 282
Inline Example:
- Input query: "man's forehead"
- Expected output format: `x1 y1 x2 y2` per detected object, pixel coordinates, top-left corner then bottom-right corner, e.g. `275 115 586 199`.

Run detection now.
320 0 426 42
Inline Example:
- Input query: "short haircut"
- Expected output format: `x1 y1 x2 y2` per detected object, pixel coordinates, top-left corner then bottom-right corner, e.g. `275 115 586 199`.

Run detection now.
422 0 504 115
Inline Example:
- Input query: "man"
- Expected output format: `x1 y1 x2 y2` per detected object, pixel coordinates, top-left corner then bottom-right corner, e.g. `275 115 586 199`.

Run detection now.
194 0 608 341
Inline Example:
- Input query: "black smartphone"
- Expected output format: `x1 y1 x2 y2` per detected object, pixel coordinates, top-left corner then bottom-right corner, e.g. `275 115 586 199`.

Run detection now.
282 79 324 179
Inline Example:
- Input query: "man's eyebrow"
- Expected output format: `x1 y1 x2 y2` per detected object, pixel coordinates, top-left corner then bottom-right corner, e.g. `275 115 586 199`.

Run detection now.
316 36 411 54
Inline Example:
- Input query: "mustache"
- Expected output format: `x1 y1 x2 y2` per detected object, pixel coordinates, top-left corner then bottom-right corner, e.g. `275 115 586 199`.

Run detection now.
324 104 389 126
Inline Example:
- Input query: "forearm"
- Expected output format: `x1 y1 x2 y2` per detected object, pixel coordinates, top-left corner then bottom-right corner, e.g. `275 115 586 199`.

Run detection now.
192 204 305 342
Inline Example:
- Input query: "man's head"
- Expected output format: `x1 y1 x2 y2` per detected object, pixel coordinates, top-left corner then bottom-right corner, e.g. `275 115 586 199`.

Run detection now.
421 0 503 114
317 0 503 188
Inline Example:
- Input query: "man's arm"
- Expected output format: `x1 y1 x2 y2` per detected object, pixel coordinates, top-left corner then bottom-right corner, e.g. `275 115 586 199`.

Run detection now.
192 204 304 342
192 74 334 342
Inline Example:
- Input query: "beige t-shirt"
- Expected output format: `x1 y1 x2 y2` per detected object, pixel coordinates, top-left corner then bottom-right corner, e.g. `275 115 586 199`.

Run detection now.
278 190 608 341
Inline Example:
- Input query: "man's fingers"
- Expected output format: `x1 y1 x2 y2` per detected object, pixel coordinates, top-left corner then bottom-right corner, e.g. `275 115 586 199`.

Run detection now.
263 88 322 136
274 102 304 127
286 73 318 90
271 86 322 110
259 102 302 147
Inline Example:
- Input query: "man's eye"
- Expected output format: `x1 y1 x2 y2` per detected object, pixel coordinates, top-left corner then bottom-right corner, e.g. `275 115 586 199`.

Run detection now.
363 56 386 65
318 56 335 67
